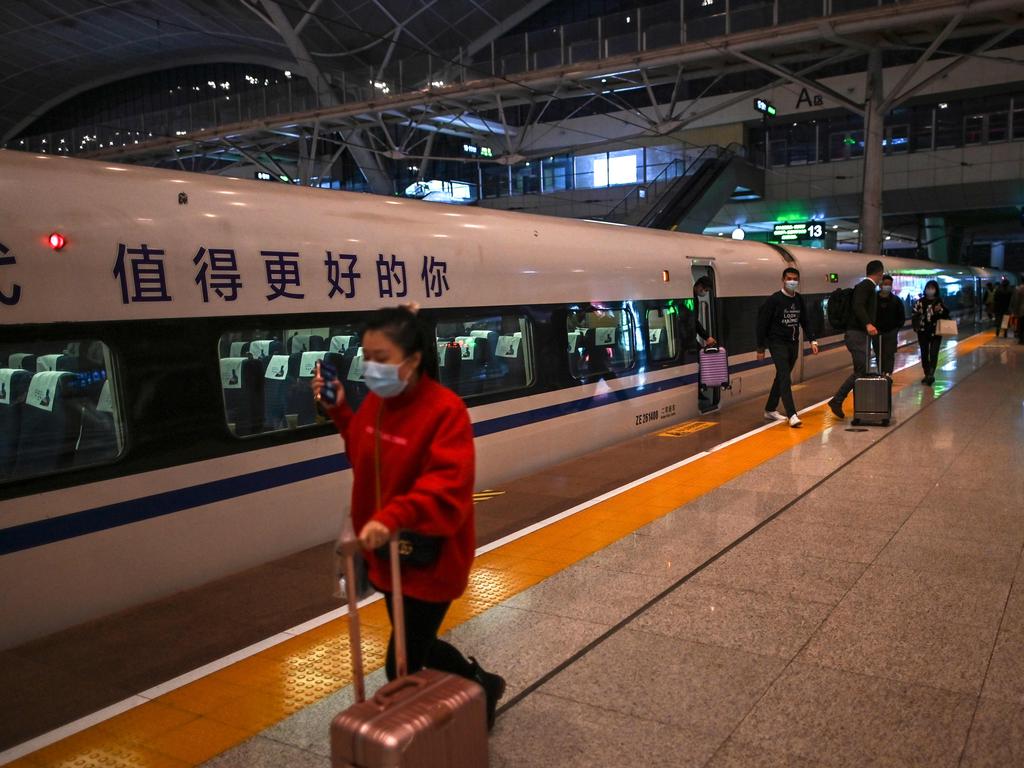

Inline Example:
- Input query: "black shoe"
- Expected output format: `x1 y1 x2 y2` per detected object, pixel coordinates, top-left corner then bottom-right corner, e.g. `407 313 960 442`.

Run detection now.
827 399 845 420
925 376 935 385
920 376 928 384
469 656 506 731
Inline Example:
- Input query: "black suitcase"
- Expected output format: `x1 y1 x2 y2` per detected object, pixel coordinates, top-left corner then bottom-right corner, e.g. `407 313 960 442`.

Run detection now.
851 335 892 426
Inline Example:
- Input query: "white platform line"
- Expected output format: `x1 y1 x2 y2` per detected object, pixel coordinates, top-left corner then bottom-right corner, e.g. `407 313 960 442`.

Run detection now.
0 330 984 766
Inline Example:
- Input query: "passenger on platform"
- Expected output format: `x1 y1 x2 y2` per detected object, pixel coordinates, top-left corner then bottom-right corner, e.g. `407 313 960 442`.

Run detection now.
312 305 506 729
756 267 819 428
828 259 884 419
984 283 996 324
693 277 717 347
911 280 948 385
873 274 905 376
1009 279 1024 346
993 278 1014 337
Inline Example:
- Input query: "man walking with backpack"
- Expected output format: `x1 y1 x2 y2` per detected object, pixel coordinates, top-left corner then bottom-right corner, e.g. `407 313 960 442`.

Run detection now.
828 259 884 419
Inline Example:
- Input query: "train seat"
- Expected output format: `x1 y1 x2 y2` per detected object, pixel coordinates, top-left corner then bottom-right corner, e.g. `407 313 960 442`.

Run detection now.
329 335 354 354
221 357 264 436
648 327 667 360
288 334 325 354
290 351 326 424
229 341 249 357
75 380 119 467
36 354 79 372
342 347 368 408
248 339 280 361
263 354 297 430
0 369 33 478
8 353 37 371
496 334 525 385
13 371 80 477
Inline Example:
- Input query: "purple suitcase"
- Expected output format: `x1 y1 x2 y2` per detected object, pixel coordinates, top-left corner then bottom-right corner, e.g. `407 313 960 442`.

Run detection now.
699 345 730 388
330 536 489 768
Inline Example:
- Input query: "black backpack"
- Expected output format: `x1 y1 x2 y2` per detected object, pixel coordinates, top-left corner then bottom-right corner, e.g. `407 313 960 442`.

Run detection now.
827 287 854 331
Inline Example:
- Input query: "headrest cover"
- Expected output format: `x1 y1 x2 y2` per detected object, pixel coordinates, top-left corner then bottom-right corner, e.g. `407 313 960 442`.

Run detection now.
97 380 114 413
37 354 62 372
8 353 32 369
0 368 15 405
496 336 521 358
290 334 312 353
330 335 353 353
249 340 274 359
454 337 476 360
649 328 663 344
220 357 246 389
347 349 365 381
265 354 290 381
594 327 616 346
299 351 326 377
229 341 246 357
27 371 69 412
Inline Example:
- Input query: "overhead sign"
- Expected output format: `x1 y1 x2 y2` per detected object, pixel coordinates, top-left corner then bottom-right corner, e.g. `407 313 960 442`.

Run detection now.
771 221 825 242
462 144 494 158
753 98 777 116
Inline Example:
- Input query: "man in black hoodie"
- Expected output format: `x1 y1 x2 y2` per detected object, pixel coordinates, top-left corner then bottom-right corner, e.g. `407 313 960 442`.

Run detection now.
756 267 819 428
873 274 905 375
993 278 1014 337
828 259 884 419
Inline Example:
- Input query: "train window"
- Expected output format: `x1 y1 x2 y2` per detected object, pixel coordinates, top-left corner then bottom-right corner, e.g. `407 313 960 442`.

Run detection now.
646 306 680 363
0 340 124 483
434 314 535 399
218 325 367 437
567 308 635 379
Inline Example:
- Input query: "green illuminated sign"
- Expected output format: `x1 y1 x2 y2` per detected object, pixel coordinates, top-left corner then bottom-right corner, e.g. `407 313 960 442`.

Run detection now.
754 98 777 117
771 221 825 242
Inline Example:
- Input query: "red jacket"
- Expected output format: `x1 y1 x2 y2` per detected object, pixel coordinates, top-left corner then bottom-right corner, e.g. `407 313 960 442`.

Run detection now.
331 375 476 603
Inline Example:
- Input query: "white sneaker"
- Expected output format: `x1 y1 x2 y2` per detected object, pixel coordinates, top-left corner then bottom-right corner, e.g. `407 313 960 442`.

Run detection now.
789 414 802 428
764 410 786 422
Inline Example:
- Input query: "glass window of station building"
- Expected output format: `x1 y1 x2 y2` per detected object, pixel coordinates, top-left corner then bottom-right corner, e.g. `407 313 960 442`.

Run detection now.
751 92 1024 167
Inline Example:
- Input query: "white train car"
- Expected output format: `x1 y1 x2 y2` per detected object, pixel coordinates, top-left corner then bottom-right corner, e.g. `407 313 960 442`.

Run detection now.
0 150 1011 647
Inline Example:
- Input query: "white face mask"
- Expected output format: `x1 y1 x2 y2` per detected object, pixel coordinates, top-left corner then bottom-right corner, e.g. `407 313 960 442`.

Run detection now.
363 360 409 398
880 285 892 296
784 280 799 293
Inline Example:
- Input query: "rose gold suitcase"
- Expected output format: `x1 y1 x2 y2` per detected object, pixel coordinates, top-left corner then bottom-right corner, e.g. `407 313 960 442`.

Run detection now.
330 536 488 768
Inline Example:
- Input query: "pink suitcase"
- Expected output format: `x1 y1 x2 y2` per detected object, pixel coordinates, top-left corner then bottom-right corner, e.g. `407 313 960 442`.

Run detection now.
698 345 731 388
330 535 489 768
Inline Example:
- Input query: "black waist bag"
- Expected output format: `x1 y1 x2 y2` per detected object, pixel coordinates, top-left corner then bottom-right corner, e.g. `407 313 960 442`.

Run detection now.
375 532 443 567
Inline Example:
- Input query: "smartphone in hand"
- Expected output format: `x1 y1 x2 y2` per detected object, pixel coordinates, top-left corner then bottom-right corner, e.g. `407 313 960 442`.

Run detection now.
316 360 339 405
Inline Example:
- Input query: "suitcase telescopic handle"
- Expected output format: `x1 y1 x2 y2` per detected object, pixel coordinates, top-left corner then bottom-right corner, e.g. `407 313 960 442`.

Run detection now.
338 532 408 704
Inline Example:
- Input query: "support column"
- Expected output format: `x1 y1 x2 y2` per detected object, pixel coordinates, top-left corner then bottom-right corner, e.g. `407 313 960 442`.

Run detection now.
924 217 948 263
859 48 884 255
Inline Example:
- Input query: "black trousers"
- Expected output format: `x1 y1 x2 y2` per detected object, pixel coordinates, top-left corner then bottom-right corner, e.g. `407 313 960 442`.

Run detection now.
833 330 869 404
917 333 941 376
381 591 475 682
765 340 799 416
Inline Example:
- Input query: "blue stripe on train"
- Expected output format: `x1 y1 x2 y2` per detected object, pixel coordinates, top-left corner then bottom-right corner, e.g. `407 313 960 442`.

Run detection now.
1 357 784 556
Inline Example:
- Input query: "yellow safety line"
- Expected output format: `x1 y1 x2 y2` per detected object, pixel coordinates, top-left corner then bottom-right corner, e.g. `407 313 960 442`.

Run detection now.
8 331 995 768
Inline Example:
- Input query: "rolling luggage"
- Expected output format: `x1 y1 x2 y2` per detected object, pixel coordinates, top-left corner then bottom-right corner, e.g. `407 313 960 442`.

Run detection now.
330 534 488 768
698 345 730 388
851 336 892 427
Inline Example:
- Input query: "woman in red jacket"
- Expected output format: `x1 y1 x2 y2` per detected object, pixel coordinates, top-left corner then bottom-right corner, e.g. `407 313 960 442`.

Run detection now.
312 306 506 728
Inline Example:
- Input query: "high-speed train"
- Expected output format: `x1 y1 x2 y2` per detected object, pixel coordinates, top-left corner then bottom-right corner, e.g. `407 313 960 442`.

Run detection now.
0 150 1015 647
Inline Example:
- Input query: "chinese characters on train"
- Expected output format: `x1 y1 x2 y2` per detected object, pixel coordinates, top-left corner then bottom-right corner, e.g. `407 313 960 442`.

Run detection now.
110 245 450 305
0 243 20 306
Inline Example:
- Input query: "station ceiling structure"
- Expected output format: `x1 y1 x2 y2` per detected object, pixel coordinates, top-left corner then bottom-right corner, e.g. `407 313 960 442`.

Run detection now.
3 0 1024 254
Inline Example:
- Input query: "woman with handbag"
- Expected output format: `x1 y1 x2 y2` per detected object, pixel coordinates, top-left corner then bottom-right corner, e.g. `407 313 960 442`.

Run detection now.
312 305 506 729
911 280 949 386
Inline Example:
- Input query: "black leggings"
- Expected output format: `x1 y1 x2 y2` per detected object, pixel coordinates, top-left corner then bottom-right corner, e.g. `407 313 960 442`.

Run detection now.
381 592 475 682
917 333 942 377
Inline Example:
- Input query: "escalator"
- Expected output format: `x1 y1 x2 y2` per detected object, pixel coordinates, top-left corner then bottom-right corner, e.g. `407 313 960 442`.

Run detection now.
637 143 762 233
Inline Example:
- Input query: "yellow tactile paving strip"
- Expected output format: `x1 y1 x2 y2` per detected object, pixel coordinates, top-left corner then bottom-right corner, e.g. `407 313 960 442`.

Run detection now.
7 331 995 768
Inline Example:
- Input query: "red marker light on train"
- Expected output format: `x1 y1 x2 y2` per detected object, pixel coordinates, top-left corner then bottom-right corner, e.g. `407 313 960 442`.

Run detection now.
48 233 66 250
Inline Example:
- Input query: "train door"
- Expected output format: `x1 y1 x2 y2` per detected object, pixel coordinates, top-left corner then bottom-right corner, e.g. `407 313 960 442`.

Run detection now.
691 264 720 413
